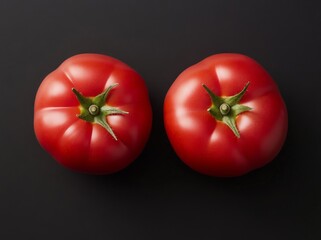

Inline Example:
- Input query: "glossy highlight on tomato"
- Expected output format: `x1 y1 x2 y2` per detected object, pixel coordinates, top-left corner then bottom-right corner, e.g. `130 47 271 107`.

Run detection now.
34 54 152 174
164 53 288 177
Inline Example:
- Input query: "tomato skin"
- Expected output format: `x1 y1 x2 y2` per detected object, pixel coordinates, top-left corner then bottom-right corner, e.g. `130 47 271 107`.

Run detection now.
34 54 152 174
164 53 288 177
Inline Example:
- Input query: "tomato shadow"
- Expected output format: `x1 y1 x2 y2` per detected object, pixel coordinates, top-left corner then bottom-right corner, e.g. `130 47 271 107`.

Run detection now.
191 144 290 193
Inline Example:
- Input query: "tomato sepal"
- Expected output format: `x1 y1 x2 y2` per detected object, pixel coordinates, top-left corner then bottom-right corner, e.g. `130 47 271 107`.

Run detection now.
71 83 128 140
202 82 252 138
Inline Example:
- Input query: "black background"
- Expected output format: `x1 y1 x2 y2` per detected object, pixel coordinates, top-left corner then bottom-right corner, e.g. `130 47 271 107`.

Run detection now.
1 0 320 239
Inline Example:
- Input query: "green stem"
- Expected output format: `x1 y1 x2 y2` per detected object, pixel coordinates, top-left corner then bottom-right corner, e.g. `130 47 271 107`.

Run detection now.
72 84 128 140
203 82 252 138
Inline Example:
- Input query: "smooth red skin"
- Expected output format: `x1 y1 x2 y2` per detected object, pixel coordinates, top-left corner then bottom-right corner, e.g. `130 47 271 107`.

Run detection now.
34 54 152 174
164 53 288 177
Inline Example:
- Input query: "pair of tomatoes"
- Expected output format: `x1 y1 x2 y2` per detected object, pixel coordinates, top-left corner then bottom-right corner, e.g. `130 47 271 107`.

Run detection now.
34 53 287 177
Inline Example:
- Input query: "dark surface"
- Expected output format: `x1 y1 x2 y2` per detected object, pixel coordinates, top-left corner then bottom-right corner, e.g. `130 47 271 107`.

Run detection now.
1 0 320 239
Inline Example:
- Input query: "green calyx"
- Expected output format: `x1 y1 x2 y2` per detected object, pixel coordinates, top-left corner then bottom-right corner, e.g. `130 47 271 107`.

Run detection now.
202 82 252 138
72 83 128 141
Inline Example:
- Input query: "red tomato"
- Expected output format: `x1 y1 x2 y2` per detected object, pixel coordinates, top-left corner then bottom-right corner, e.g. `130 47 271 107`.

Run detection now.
34 54 152 174
164 53 288 177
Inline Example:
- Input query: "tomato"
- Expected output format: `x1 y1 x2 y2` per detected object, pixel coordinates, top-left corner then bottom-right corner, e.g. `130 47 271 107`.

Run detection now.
164 53 288 177
34 54 152 174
